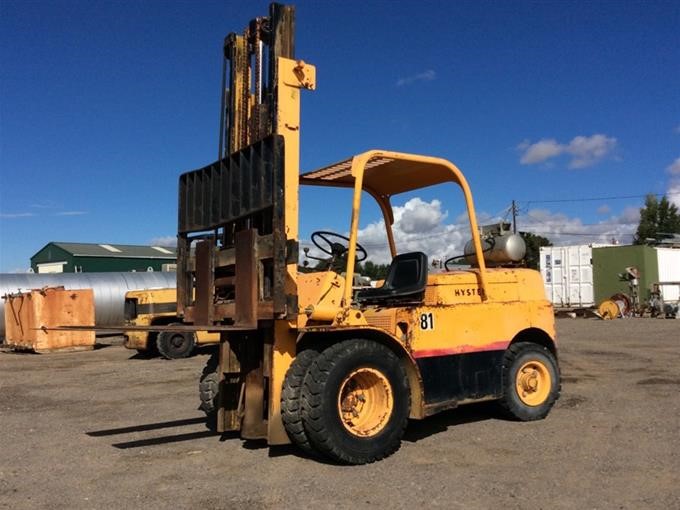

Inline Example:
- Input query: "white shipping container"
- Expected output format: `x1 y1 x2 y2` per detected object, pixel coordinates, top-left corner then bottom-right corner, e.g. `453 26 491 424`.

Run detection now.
539 245 597 308
656 248 680 302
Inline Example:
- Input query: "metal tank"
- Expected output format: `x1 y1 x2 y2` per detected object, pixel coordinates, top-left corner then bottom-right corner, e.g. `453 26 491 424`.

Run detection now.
1 272 176 339
463 233 526 266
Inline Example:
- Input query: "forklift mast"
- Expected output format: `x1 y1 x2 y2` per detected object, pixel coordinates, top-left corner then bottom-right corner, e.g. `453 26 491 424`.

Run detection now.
176 3 315 440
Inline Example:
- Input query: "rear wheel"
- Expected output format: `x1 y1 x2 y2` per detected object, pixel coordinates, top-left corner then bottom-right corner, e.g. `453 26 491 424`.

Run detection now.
157 326 195 359
499 342 560 421
281 349 320 455
300 339 410 465
199 351 219 430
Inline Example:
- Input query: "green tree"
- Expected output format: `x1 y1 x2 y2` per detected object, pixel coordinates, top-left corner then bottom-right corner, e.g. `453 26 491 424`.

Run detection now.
634 194 680 244
356 260 390 280
520 232 552 269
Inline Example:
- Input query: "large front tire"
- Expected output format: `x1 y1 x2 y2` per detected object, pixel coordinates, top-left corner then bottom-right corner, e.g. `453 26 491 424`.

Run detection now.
199 351 219 430
499 342 560 421
281 349 320 455
301 339 410 465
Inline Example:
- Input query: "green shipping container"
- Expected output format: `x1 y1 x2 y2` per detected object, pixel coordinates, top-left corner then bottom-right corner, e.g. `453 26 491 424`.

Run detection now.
592 245 659 303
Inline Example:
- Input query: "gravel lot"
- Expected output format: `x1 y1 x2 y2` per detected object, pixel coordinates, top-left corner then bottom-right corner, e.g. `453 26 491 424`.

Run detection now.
1 318 679 509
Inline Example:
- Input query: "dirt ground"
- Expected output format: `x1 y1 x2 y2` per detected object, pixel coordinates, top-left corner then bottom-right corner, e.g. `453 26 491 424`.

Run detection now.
1 318 679 509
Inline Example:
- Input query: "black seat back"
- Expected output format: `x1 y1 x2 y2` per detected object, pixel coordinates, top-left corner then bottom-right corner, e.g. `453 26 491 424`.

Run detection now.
357 252 428 304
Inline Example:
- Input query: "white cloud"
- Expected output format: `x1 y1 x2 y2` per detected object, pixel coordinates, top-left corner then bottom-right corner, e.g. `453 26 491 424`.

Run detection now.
520 207 636 245
30 201 59 209
665 158 680 207
518 134 617 168
619 206 640 224
353 198 467 265
519 139 563 165
666 157 680 176
54 211 87 216
668 180 680 208
396 197 446 233
149 236 177 247
0 212 35 218
596 204 611 215
567 134 618 168
396 69 436 87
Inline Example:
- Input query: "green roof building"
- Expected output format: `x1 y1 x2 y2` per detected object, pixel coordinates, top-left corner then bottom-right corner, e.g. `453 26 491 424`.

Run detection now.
30 242 177 273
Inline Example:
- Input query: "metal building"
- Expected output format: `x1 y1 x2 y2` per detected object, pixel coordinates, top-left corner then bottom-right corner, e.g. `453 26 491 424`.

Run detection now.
30 242 177 273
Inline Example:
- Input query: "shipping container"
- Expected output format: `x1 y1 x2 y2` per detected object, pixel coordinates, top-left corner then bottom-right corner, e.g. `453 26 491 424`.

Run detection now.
539 245 596 308
656 248 680 302
592 245 658 304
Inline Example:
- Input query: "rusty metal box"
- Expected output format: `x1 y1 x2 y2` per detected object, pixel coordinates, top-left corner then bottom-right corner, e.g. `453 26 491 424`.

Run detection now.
3 287 95 352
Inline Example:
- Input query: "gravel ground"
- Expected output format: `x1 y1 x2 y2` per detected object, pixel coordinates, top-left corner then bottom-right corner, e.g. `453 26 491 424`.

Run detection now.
1 318 679 509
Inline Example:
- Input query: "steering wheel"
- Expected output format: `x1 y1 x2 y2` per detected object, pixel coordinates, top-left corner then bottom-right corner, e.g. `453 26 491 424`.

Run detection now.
311 231 367 262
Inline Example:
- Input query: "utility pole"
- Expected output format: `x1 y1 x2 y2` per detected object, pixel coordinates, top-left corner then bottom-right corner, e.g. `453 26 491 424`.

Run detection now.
512 200 517 234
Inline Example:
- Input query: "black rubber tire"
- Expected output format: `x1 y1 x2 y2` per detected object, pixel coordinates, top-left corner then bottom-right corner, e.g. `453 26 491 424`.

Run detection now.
498 342 560 421
157 327 195 359
300 339 410 465
199 351 220 431
281 349 320 456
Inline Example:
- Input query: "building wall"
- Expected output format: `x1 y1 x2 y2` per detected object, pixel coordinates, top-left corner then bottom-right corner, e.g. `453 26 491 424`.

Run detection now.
31 244 74 273
31 243 175 273
592 245 659 303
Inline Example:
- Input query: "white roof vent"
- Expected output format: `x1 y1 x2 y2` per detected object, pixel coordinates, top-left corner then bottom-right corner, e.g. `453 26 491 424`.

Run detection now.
152 246 173 254
99 244 122 253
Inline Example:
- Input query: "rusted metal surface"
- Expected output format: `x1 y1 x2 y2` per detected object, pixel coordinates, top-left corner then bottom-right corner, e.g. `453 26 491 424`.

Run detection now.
5 288 95 352
193 239 215 325
241 333 267 439
235 229 258 327
48 323 258 333
218 336 242 432
176 136 284 329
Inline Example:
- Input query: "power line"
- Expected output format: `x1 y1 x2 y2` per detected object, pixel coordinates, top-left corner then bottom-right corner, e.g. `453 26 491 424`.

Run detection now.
525 190 680 205
528 231 635 237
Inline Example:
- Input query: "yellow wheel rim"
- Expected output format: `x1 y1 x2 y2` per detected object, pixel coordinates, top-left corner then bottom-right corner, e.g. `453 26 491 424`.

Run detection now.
515 360 551 406
598 300 619 320
337 367 393 437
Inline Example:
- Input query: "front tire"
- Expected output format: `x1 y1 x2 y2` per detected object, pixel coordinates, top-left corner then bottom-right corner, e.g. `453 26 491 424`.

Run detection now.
301 339 410 465
157 326 195 359
499 342 560 421
199 351 219 430
281 349 320 455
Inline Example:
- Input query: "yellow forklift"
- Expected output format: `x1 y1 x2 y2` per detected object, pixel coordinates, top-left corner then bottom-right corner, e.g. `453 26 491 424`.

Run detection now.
176 3 559 464
123 288 218 359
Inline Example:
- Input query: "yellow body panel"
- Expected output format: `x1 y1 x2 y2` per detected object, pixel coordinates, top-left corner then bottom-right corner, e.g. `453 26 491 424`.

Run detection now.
267 57 316 444
406 269 554 356
123 288 218 351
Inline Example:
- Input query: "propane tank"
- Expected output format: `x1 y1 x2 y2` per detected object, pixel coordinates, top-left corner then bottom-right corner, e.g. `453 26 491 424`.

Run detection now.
463 233 526 266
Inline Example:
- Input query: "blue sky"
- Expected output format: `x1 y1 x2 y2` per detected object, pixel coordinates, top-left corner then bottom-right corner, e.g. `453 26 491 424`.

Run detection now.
1 0 679 271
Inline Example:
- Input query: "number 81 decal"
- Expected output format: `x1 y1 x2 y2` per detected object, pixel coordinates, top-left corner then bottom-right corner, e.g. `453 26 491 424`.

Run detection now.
419 312 435 330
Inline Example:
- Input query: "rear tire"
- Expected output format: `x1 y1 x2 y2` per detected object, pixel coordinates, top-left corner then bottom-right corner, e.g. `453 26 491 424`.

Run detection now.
301 339 410 465
199 351 219 431
498 342 560 421
157 326 195 359
281 349 320 455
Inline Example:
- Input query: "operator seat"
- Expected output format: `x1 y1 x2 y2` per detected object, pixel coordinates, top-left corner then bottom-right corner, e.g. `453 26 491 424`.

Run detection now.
357 252 428 304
